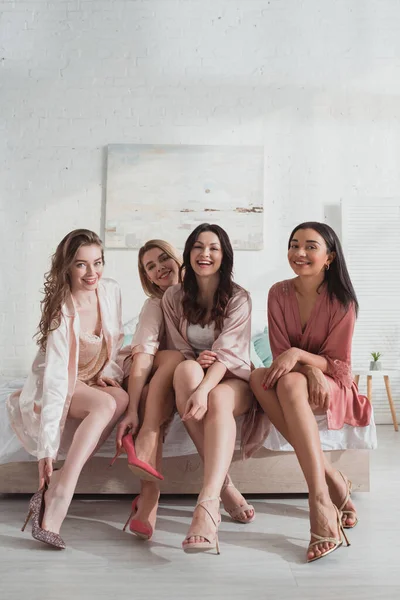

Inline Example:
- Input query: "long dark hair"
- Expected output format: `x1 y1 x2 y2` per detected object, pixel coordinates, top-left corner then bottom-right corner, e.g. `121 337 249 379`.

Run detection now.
181 223 239 329
288 221 359 316
35 229 104 351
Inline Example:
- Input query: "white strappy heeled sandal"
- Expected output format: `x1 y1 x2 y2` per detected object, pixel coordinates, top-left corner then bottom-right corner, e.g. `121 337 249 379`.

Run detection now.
182 497 221 555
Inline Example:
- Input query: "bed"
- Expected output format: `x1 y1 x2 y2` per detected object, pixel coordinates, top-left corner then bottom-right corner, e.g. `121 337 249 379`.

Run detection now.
0 379 376 494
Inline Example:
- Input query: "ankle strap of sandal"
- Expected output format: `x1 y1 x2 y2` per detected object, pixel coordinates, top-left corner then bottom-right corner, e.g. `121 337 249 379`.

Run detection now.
195 498 221 528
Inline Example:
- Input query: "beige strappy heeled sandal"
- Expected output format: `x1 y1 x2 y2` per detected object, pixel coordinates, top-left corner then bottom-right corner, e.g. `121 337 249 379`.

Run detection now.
221 481 255 524
182 497 221 555
307 505 350 563
337 471 358 529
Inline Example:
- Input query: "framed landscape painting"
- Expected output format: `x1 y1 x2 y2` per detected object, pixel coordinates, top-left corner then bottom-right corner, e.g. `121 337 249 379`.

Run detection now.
105 144 264 249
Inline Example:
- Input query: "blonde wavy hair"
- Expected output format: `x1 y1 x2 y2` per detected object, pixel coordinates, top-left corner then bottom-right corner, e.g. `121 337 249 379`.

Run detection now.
35 229 104 351
138 239 182 299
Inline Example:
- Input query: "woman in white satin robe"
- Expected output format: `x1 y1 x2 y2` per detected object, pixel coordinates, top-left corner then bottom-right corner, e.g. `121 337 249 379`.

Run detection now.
7 229 128 546
7 277 125 461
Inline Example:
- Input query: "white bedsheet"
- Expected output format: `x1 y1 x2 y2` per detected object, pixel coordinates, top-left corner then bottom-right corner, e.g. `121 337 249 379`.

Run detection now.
0 379 377 465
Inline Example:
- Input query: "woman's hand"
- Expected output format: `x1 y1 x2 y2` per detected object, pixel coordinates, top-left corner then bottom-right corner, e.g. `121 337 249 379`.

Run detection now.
305 367 331 411
182 388 209 422
38 457 53 490
262 348 300 389
115 411 140 449
94 376 122 388
196 350 217 370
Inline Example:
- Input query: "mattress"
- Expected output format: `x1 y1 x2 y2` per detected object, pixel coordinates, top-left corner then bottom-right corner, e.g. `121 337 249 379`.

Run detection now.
0 379 377 465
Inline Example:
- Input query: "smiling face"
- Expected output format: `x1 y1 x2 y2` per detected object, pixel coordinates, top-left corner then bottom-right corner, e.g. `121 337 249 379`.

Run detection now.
68 244 104 292
142 246 180 292
189 231 223 278
288 228 335 277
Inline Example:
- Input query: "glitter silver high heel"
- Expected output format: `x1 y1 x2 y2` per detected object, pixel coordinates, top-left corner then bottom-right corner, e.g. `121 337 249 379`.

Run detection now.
22 488 66 549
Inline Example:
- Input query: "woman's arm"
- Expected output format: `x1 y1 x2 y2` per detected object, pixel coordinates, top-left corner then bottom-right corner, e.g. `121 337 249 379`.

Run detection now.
293 303 355 387
37 317 70 461
211 290 252 381
292 349 328 372
161 286 196 360
116 299 164 446
197 361 227 393
127 352 154 413
265 288 355 389
182 361 227 422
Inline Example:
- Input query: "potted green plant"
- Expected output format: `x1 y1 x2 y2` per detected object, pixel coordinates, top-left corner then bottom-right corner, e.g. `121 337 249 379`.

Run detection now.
370 352 382 371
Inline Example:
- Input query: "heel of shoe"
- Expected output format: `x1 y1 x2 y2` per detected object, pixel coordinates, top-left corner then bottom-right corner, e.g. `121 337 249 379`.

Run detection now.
109 447 123 467
340 521 351 547
123 509 135 532
122 495 140 531
21 509 33 532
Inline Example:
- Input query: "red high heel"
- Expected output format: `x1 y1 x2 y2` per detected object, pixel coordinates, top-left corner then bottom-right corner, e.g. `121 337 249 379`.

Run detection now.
110 434 164 482
123 495 153 540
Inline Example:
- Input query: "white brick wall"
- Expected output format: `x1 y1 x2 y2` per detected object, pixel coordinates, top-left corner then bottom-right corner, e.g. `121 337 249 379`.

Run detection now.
1 0 400 421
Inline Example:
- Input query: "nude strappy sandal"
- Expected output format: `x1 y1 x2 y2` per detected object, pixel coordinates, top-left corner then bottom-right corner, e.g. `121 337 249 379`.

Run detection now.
221 481 255 524
307 505 350 563
337 471 358 529
182 497 221 555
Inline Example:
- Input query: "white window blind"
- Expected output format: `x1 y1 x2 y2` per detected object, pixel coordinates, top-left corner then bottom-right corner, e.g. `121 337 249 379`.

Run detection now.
342 200 400 424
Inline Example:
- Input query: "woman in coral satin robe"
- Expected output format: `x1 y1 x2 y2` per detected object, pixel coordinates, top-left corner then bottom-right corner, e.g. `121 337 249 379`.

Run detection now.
251 222 371 563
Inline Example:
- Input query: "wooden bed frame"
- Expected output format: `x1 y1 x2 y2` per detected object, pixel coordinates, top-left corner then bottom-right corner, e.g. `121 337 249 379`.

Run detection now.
0 448 369 494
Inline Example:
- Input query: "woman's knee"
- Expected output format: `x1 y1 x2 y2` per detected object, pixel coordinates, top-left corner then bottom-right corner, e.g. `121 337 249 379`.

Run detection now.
173 360 203 389
96 392 118 419
206 387 233 419
249 368 265 394
109 387 129 413
276 372 308 402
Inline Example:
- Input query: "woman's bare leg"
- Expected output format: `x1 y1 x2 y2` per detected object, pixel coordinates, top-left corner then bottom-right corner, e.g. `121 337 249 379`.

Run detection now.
134 437 163 530
125 352 183 529
185 379 253 546
250 368 356 527
251 370 344 559
134 350 184 466
174 361 253 521
92 387 130 454
42 381 128 534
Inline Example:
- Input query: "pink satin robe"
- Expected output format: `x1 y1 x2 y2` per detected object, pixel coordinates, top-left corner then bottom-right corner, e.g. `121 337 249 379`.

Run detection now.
268 279 371 429
7 278 124 460
161 284 263 457
161 283 252 382
118 297 165 379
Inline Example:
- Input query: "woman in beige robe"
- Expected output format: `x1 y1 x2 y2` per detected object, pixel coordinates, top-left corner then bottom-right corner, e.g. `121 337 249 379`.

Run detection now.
162 223 254 555
114 239 184 540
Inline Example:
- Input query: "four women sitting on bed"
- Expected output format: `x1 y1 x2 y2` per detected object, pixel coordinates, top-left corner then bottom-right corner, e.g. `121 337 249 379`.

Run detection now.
7 221 371 562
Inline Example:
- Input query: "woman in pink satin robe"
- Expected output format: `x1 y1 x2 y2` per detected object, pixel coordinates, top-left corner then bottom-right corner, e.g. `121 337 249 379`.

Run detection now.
114 239 184 539
251 222 371 563
7 229 128 548
162 223 254 555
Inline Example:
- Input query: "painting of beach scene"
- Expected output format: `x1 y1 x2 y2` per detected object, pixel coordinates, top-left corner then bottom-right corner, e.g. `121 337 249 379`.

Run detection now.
105 144 264 249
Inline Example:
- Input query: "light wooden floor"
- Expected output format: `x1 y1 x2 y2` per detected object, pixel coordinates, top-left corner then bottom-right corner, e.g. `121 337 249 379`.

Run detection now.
0 425 399 600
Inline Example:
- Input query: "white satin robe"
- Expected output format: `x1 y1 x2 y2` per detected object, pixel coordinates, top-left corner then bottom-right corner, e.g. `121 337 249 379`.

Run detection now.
6 278 124 461
118 297 165 379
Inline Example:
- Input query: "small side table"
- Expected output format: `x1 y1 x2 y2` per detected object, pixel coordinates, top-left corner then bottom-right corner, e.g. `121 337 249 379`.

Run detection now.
353 370 399 431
